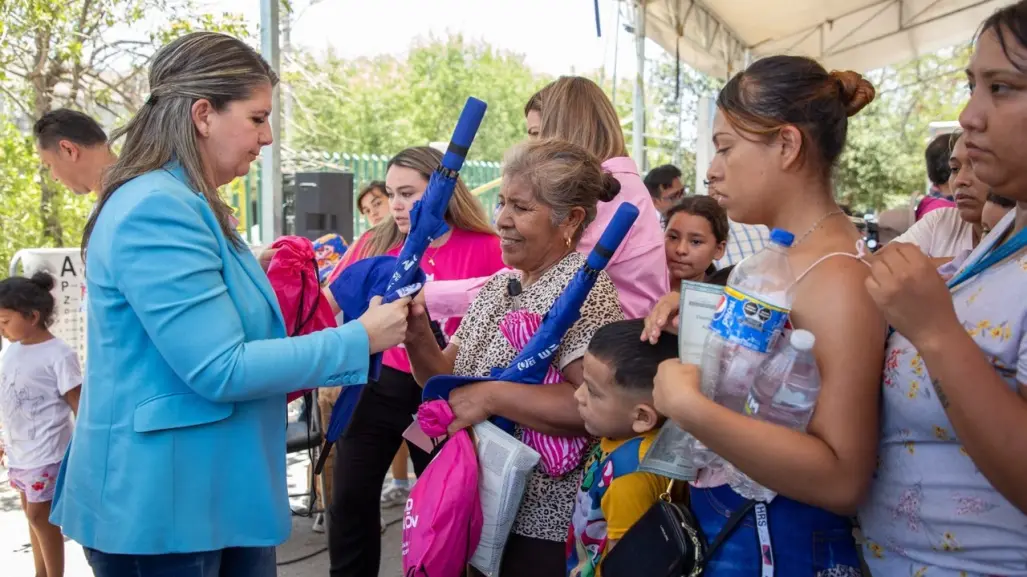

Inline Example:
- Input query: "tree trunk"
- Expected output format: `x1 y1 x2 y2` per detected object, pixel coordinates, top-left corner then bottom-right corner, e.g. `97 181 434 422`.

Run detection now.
38 176 64 246
31 20 64 246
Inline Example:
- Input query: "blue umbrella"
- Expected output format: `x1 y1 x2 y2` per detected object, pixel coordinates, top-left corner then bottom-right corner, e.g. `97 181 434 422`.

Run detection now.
422 203 640 433
313 97 487 474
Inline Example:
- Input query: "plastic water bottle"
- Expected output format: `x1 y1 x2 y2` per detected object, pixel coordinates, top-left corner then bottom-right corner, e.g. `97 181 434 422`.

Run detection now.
727 329 821 501
744 329 820 429
691 228 796 467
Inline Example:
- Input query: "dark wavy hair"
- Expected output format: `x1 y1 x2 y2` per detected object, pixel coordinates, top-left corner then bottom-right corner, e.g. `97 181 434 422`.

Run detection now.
0 272 57 327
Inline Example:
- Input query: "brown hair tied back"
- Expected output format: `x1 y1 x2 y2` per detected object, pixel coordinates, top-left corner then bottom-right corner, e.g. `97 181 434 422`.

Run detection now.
828 70 877 117
600 173 622 203
717 55 878 176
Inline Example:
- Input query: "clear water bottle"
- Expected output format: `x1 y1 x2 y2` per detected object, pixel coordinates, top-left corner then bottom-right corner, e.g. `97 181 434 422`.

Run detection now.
691 228 797 467
745 329 820 429
729 329 821 501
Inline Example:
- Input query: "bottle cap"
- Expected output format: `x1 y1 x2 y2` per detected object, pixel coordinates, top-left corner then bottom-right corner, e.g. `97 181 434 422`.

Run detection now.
770 228 795 247
790 329 816 351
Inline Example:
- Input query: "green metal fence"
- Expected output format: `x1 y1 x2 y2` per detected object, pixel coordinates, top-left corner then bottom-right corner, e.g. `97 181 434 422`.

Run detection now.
230 152 502 244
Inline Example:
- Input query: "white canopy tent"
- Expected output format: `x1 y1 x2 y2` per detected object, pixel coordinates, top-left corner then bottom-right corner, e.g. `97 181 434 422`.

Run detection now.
638 0 1008 79
625 0 1010 195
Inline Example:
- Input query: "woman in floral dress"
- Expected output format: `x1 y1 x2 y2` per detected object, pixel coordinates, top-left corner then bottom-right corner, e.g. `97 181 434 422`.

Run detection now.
858 4 1027 575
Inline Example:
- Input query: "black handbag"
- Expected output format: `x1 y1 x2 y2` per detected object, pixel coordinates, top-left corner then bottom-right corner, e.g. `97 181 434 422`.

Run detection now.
600 480 756 577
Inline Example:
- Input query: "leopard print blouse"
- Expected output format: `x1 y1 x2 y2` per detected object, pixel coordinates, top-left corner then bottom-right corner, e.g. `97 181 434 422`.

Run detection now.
452 251 625 542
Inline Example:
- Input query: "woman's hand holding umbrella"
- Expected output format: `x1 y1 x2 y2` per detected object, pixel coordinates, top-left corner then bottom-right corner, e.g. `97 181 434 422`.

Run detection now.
358 295 415 354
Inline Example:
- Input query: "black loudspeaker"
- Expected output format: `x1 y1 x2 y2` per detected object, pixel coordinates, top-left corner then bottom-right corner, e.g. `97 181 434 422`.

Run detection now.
293 171 355 242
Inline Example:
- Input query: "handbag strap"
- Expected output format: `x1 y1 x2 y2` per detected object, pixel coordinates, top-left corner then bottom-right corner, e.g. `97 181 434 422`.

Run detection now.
702 498 757 566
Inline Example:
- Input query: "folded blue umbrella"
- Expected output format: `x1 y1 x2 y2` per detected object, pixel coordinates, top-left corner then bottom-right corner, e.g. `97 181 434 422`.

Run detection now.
313 97 487 474
422 203 640 433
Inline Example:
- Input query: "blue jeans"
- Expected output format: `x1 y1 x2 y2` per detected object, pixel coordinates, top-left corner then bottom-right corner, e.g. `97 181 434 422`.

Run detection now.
691 485 862 576
83 546 276 577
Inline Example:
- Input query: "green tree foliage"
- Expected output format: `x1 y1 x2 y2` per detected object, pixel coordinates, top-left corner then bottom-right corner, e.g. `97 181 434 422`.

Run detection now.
286 34 549 161
647 53 723 189
836 45 971 212
0 0 248 279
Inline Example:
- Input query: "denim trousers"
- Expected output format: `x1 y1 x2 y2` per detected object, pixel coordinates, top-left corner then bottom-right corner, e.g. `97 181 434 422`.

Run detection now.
83 546 276 577
691 485 863 576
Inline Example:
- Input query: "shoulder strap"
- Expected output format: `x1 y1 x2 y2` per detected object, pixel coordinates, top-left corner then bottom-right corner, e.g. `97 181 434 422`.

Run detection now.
792 240 870 286
703 499 757 565
588 437 646 501
603 436 645 481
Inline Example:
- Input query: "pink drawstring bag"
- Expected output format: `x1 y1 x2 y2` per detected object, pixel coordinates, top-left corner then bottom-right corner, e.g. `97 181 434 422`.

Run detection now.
266 236 339 404
402 400 483 577
499 309 592 477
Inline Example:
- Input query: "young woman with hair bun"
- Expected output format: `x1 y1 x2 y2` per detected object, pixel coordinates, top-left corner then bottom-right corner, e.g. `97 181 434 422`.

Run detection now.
645 55 887 575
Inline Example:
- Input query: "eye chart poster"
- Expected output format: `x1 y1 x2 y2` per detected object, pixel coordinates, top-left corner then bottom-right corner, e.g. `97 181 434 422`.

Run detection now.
2 249 87 365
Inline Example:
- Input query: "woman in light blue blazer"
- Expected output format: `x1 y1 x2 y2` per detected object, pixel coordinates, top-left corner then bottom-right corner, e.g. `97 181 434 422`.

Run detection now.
48 32 413 577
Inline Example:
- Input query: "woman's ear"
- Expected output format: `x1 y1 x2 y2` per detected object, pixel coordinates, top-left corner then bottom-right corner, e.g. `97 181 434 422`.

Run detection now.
778 125 804 171
562 206 587 242
191 99 215 139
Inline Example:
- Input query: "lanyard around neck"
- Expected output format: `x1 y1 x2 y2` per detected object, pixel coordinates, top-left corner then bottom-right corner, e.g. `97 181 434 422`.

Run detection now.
947 224 1027 290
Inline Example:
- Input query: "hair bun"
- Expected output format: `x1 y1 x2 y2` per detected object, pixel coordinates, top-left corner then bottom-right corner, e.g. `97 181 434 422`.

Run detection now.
30 271 55 292
599 173 621 202
830 70 876 117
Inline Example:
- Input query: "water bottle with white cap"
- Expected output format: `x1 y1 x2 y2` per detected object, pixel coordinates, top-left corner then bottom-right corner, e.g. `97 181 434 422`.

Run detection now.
689 228 797 468
744 328 821 430
727 328 822 501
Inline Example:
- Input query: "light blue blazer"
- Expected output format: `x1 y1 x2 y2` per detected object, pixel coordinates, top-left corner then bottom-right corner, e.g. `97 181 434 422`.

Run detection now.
50 162 370 554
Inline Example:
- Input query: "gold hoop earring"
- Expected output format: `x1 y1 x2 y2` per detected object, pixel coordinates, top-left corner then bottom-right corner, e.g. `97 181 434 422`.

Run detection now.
565 236 572 248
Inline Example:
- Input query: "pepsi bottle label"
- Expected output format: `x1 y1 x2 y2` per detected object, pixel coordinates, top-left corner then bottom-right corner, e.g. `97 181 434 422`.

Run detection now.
708 287 789 353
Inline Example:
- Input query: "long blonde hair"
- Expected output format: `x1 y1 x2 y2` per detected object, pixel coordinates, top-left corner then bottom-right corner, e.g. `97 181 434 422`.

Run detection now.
353 146 495 261
538 76 628 162
82 32 277 257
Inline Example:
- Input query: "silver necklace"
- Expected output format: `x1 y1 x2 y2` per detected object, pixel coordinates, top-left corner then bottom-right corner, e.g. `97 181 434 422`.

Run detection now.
793 210 844 247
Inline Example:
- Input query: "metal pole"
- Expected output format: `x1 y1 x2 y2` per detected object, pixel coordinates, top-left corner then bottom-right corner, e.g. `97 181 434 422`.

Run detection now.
632 0 646 171
260 0 282 245
282 11 292 148
611 2 621 109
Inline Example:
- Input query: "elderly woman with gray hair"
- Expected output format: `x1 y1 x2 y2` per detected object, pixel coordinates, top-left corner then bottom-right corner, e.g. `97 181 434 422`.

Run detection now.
404 138 625 577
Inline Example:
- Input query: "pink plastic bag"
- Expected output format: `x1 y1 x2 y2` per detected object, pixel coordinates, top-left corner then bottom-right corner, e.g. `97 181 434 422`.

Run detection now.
402 400 483 577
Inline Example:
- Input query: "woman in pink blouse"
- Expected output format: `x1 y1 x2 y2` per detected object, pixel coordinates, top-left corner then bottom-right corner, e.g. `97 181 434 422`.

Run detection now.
323 146 505 577
422 77 668 320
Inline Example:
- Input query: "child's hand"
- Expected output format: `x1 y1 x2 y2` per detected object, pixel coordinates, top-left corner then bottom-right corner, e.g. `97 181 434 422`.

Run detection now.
653 359 704 427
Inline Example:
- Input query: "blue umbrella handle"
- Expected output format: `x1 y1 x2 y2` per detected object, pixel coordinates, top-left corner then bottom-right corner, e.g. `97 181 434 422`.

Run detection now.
442 97 488 173
586 203 639 271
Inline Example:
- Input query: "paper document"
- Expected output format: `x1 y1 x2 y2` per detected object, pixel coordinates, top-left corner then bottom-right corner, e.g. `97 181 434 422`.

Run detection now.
677 281 724 364
469 421 541 577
